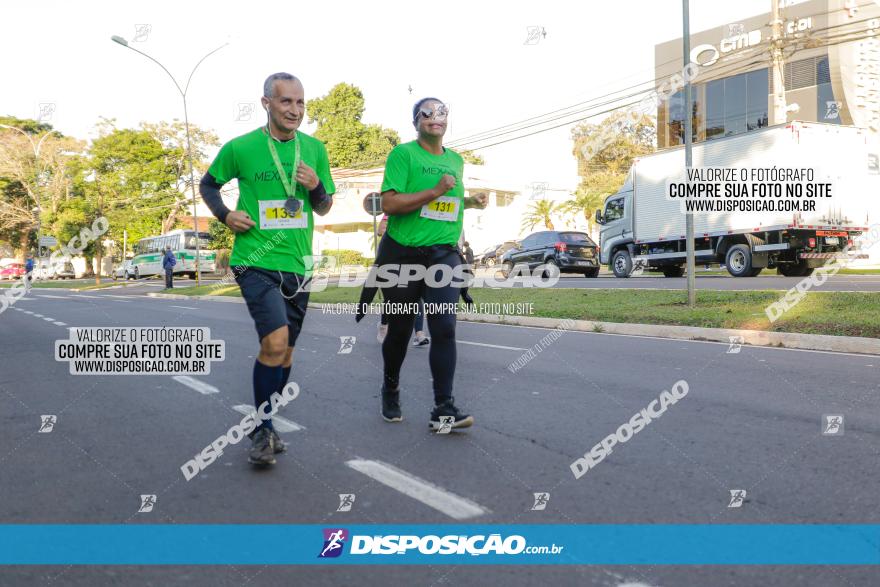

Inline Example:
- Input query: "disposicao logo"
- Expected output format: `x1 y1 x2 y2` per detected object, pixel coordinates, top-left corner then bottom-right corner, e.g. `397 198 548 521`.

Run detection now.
319 528 348 558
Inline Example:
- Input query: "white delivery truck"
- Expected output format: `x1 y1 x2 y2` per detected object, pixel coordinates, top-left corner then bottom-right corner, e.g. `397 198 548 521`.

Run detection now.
595 122 880 277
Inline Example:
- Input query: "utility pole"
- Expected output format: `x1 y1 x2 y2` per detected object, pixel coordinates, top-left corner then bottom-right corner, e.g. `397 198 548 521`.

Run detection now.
683 0 696 307
770 0 788 124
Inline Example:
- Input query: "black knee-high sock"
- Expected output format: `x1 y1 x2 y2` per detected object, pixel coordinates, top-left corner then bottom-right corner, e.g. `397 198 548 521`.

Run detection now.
253 359 283 431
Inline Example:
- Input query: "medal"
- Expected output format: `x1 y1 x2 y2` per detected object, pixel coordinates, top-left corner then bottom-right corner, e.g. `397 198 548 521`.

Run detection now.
267 128 301 214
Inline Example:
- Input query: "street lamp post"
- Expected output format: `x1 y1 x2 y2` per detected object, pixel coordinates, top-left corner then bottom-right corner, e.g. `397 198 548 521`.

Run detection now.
682 0 696 307
0 124 51 262
111 36 228 286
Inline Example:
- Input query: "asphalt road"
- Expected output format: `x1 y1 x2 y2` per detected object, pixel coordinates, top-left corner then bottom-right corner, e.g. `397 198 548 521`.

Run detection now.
1 286 878 586
40 267 880 293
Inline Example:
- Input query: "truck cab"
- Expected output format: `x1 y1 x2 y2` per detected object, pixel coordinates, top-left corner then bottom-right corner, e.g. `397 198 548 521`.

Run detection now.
596 190 633 268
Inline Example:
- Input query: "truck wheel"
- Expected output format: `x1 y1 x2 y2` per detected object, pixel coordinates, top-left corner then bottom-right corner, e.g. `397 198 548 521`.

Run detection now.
778 262 812 277
725 245 754 278
583 267 600 278
749 268 763 277
486 258 496 267
134 267 140 280
611 250 633 278
500 261 513 279
662 265 684 277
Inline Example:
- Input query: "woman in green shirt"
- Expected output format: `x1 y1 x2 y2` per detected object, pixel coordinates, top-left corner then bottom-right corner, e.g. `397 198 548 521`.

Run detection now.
376 98 487 430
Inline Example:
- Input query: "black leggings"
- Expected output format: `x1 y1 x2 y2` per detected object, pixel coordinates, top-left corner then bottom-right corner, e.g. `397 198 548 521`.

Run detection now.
381 249 460 402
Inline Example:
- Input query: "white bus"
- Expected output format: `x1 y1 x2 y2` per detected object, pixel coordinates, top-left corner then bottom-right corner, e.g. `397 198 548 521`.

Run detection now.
129 230 215 280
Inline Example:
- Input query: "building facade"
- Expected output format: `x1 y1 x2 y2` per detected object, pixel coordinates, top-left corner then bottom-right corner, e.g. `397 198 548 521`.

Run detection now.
655 0 879 149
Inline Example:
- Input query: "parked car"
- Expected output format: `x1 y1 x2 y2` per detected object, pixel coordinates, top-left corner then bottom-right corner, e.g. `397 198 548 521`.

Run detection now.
478 241 518 267
0 263 26 280
500 231 600 278
113 260 135 281
53 261 76 279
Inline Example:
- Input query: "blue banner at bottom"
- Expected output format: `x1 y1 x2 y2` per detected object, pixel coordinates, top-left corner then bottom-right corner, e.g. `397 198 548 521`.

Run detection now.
1 525 878 565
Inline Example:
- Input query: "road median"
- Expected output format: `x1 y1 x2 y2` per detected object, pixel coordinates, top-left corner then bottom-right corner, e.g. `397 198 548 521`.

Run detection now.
148 286 880 355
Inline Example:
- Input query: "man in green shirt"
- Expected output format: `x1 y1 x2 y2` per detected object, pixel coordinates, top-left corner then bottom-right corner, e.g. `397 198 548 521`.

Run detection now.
376 97 487 430
200 72 335 466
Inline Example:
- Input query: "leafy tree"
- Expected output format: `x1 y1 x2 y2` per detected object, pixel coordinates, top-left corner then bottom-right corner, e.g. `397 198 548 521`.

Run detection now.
208 218 234 250
0 119 83 260
307 83 400 168
569 111 656 236
140 119 220 231
65 124 180 278
560 171 625 237
571 111 655 177
521 199 558 232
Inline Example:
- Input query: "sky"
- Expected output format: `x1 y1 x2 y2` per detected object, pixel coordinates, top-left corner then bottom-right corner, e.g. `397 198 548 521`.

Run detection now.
3 0 783 194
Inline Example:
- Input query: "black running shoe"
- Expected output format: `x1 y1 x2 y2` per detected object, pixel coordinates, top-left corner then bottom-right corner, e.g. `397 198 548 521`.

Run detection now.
270 429 287 453
381 385 403 422
429 398 474 430
248 427 276 465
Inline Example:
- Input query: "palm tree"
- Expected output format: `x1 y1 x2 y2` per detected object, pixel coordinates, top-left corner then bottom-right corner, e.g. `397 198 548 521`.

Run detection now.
560 191 607 236
521 200 558 232
565 170 628 237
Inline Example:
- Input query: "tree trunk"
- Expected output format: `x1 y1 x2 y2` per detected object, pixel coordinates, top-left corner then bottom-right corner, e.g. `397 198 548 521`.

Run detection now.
95 244 103 284
83 255 94 277
584 211 594 239
19 230 29 262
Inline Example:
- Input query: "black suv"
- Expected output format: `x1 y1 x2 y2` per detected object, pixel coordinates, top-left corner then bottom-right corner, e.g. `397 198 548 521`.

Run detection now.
478 241 518 267
500 231 600 278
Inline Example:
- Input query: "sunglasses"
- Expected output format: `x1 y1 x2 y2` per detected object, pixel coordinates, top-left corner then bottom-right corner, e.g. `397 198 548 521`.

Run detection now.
416 104 449 121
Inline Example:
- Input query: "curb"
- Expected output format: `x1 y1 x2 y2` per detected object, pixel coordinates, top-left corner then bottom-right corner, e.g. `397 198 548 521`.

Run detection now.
145 292 880 355
146 292 245 303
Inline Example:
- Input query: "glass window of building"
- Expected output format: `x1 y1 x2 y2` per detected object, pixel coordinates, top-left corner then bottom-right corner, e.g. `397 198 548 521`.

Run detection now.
746 69 769 131
706 79 725 140
815 57 840 124
700 68 768 141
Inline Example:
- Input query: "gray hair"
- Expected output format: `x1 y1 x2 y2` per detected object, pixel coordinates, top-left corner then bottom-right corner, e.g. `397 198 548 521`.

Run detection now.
263 72 299 98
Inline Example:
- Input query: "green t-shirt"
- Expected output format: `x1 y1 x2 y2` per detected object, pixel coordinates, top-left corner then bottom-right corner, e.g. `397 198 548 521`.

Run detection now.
208 127 335 274
381 141 464 247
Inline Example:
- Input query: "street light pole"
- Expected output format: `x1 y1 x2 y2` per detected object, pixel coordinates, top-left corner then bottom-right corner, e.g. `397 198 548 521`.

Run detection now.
682 0 696 307
111 36 228 286
0 124 51 262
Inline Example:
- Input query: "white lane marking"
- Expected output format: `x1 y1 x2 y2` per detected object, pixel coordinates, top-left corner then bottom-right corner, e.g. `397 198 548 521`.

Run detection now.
110 299 131 303
22 310 33 314
106 294 139 299
172 375 219 395
457 339 526 351
32 313 44 318
70 294 103 299
53 321 67 326
170 305 198 310
231 405 304 432
345 458 489 520
43 317 54 321
36 294 68 299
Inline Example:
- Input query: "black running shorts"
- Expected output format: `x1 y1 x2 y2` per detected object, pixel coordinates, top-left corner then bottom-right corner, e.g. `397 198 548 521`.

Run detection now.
232 265 310 346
